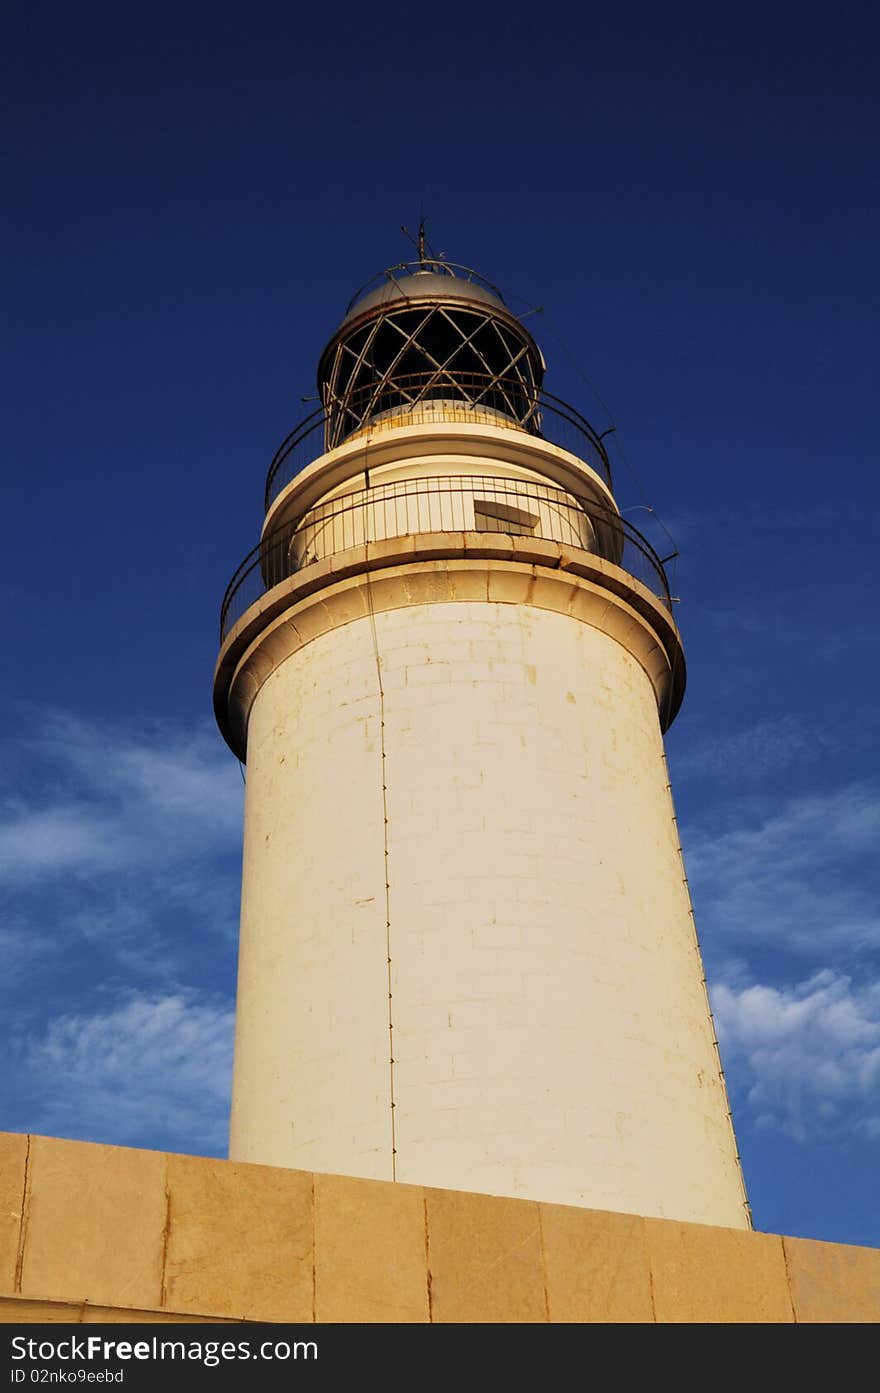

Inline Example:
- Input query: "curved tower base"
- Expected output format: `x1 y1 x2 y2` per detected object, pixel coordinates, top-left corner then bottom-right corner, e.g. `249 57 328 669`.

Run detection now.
222 551 748 1229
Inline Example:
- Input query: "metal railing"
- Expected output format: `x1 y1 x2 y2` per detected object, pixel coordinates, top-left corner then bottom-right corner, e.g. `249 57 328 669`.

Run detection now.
264 374 613 510
220 475 669 642
344 261 508 316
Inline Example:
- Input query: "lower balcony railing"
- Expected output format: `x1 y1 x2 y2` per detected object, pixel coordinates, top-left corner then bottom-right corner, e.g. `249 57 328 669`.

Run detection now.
220 475 670 642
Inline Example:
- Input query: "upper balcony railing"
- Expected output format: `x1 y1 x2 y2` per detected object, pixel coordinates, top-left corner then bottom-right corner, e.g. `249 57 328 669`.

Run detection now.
343 261 508 315
264 373 613 511
220 474 670 642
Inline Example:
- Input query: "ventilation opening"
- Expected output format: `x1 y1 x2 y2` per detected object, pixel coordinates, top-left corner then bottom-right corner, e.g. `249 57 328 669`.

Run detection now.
473 498 539 535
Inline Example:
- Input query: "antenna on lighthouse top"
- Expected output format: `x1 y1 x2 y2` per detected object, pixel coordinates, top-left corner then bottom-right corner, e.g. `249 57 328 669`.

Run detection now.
400 215 445 271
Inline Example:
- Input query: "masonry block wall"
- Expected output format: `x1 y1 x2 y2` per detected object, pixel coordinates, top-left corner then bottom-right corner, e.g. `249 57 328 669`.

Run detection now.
1 1134 877 1323
230 586 745 1227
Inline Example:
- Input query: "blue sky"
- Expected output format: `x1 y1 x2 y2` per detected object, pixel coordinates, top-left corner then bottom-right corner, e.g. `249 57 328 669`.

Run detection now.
2 3 878 1247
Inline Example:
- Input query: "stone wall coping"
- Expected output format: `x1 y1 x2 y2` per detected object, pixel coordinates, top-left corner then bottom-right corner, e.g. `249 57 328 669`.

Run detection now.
1 1132 876 1324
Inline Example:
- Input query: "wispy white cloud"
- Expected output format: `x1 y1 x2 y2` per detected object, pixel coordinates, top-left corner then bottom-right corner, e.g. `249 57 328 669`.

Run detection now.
0 805 133 877
669 715 836 784
0 711 241 1152
0 918 54 985
0 711 242 884
24 990 235 1154
712 968 880 1142
0 710 243 984
685 783 880 956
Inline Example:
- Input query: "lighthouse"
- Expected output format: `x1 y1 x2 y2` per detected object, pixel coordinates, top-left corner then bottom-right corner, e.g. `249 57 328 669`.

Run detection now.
213 249 751 1230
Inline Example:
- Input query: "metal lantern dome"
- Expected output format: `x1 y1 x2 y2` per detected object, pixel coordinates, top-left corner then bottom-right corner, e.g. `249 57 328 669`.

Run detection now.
317 259 547 449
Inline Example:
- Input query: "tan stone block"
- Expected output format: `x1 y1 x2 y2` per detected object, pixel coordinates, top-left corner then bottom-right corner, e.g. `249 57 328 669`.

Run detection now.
596 601 646 656
510 536 562 568
0 1132 28 1292
426 1188 547 1323
400 563 456 608
540 1203 653 1323
20 1137 166 1311
237 625 285 689
558 549 604 582
640 639 671 691
0 1292 228 1326
321 581 370 629
288 597 335 647
784 1235 880 1323
314 1173 429 1323
566 581 612 630
325 545 368 583
412 530 465 560
646 1219 794 1323
463 531 514 561
261 613 308 671
445 565 490 603
82 1304 239 1323
485 563 532 605
287 554 335 599
164 1154 313 1322
0 1295 83 1323
364 568 427 617
364 535 416 569
528 570 579 616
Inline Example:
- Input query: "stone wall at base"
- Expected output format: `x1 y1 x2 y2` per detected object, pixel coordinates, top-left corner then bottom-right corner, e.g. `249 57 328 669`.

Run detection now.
0 1133 877 1324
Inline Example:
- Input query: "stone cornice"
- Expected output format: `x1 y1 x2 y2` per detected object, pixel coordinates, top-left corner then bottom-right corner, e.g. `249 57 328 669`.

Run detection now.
213 534 686 761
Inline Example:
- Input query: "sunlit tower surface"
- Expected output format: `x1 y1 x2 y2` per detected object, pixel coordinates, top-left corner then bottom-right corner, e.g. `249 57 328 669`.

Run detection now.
214 245 751 1229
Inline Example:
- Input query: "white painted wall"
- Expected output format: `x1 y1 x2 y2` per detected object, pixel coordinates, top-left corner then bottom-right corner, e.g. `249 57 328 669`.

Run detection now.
229 598 749 1229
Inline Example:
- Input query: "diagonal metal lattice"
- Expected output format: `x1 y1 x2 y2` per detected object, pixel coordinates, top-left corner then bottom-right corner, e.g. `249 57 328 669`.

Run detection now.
322 293 544 448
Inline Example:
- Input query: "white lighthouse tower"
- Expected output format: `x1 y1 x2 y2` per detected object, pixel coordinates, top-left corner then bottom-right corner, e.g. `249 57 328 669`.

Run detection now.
214 247 750 1230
